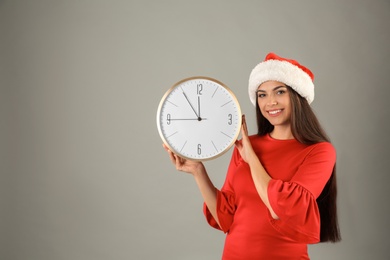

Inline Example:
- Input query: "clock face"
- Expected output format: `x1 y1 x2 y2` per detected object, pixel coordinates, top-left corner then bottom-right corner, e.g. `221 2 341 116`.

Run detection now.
157 77 242 161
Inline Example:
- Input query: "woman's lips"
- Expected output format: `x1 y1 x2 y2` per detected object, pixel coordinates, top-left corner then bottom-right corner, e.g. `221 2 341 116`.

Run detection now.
267 109 282 116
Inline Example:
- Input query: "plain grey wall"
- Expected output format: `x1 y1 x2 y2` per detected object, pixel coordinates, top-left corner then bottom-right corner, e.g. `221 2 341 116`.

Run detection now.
1 0 389 259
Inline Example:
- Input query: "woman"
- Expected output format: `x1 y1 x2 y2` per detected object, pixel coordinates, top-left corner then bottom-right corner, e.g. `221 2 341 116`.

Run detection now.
163 53 341 259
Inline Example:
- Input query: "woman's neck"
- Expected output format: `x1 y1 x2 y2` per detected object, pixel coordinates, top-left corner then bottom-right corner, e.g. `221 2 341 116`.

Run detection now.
270 125 294 140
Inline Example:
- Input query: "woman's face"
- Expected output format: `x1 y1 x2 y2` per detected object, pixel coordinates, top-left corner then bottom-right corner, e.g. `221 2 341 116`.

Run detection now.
257 80 291 128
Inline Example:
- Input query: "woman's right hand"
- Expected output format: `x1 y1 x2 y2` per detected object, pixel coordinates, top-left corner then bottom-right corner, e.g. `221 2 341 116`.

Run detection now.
163 143 205 176
163 144 219 226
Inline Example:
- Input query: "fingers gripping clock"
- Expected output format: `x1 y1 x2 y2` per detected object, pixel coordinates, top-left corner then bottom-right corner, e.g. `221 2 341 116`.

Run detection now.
157 77 242 161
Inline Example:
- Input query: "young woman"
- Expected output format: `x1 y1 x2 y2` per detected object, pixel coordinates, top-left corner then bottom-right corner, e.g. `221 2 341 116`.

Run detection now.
163 53 341 259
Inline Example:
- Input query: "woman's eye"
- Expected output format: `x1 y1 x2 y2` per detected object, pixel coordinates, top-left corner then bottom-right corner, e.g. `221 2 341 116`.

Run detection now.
257 93 266 98
277 90 285 95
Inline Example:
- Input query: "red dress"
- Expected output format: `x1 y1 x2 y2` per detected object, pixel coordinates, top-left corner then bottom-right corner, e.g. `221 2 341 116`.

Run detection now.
204 134 336 259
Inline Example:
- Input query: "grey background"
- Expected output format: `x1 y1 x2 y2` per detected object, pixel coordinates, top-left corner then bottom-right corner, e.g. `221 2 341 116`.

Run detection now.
1 0 389 259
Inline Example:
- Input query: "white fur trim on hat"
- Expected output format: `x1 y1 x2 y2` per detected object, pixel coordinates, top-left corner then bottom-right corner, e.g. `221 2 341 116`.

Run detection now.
248 59 315 106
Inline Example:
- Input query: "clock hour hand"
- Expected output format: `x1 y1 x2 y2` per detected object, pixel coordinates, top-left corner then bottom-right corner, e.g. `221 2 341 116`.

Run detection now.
182 92 199 118
170 118 207 121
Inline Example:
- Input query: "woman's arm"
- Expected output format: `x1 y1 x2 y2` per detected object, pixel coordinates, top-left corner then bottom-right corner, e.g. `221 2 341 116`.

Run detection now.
163 144 220 227
234 116 278 219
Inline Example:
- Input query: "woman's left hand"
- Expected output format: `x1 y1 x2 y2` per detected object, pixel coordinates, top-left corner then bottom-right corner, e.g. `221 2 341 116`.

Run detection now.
235 115 256 163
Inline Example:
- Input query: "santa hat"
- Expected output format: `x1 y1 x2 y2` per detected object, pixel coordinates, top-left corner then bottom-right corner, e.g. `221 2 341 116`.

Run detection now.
248 52 315 106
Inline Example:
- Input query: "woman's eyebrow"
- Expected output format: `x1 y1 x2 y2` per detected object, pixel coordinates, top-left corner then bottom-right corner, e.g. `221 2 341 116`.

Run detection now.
273 85 287 91
257 85 287 92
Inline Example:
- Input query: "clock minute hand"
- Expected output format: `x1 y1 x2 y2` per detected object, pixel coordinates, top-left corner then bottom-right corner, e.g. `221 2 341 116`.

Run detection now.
182 92 199 118
198 96 201 119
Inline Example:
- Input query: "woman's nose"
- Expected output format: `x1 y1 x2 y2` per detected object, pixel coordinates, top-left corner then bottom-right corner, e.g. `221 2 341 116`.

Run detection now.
267 96 278 106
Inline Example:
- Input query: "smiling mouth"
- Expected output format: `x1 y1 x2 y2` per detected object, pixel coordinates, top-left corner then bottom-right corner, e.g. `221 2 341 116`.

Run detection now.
268 109 282 115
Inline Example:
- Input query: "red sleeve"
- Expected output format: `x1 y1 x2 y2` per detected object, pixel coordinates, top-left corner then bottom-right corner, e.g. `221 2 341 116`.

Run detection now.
203 190 235 233
267 142 336 243
203 148 241 233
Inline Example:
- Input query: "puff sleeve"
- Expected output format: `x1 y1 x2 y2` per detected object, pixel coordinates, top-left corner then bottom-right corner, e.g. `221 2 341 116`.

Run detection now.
203 190 235 233
267 142 336 243
203 148 241 233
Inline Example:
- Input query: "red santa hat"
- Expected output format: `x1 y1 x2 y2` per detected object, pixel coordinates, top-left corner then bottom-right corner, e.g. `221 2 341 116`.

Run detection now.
248 52 315 106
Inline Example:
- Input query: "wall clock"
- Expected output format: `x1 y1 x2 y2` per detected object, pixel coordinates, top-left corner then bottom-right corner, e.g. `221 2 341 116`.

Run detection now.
157 76 242 161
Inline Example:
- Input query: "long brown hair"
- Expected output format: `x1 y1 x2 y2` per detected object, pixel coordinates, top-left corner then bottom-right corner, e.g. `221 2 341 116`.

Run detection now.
256 86 341 242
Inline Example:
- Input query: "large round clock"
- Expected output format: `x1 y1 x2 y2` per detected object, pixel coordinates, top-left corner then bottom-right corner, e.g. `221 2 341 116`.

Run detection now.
157 76 242 161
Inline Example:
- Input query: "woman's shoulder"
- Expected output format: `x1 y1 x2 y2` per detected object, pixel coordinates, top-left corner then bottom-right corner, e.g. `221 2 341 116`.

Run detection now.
251 134 336 156
247 134 335 152
307 141 336 161
310 141 336 152
248 133 271 141
248 134 269 145
248 134 261 140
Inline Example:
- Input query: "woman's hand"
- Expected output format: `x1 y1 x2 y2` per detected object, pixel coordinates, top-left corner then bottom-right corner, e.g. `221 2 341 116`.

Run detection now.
163 145 220 226
235 115 256 164
163 143 205 176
